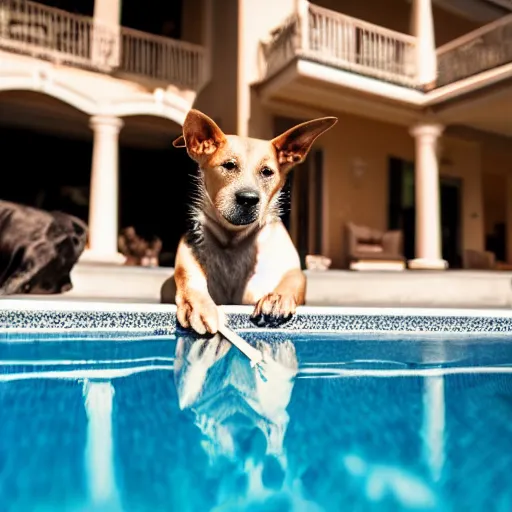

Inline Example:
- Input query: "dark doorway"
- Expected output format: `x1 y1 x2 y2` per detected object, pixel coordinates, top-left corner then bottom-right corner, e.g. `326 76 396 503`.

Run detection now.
486 223 506 263
388 157 462 268
119 143 197 266
440 177 462 268
483 173 507 263
295 161 310 262
388 157 415 260
281 149 324 267
0 126 92 223
311 149 324 255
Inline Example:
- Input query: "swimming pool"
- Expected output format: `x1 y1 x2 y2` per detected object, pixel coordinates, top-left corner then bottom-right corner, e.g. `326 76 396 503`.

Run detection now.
1 301 512 512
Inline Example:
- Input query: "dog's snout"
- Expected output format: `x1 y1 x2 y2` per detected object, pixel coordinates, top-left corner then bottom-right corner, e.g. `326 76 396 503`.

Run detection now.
235 190 260 208
227 189 260 225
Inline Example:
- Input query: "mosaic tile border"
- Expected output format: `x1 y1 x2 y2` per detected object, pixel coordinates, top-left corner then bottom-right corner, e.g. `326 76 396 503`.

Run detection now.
1 300 512 335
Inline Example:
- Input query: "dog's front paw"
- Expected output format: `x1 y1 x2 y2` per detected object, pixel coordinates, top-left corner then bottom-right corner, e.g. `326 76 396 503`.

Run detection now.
176 292 224 335
251 293 296 327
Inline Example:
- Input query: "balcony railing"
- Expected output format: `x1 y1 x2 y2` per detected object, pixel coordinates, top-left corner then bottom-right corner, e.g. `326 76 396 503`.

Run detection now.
261 3 417 88
0 0 207 91
437 14 512 87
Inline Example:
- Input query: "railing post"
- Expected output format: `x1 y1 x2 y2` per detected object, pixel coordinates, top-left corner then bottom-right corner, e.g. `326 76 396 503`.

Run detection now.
297 0 310 54
411 0 437 89
91 0 121 71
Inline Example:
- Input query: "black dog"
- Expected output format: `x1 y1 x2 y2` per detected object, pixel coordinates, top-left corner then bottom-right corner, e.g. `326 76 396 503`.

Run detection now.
0 201 87 295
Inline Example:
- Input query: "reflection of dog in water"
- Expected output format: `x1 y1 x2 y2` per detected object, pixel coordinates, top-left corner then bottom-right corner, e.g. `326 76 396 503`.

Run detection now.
174 336 439 511
174 334 304 508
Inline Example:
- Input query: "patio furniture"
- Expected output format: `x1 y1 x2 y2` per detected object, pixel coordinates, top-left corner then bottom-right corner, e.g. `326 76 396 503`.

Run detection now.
462 249 496 270
463 249 512 271
346 222 406 271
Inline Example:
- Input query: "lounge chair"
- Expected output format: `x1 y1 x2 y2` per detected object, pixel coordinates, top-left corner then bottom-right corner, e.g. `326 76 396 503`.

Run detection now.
346 222 406 271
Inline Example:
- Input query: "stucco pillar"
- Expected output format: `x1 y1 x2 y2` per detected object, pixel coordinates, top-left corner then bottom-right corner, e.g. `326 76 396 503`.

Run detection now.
82 115 125 264
409 123 447 270
202 0 213 85
410 0 437 88
91 0 122 70
297 0 310 51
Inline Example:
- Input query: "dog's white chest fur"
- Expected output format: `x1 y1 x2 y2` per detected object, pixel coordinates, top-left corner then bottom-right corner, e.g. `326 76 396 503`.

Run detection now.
194 220 286 306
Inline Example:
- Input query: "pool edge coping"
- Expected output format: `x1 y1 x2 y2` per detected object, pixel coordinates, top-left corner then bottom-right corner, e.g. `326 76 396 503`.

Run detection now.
1 299 512 318
1 299 512 335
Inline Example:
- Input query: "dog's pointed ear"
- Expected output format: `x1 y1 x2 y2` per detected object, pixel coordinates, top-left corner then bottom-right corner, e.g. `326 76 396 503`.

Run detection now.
181 109 226 159
172 135 186 148
272 117 337 172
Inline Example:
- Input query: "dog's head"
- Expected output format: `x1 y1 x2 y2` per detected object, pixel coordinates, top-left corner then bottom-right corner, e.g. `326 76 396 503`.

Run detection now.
173 109 337 229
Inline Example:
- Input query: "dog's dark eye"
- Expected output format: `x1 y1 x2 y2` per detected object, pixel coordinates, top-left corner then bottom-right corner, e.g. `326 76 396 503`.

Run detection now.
221 160 237 171
261 167 275 178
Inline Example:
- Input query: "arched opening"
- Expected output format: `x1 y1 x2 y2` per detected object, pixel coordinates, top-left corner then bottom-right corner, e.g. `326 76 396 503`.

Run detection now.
119 115 197 266
0 90 92 223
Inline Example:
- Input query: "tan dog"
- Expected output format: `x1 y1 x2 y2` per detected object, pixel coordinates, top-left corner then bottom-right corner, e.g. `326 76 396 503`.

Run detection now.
161 109 337 334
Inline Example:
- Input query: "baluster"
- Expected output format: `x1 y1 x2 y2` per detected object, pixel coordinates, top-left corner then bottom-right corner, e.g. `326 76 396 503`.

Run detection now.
330 17 335 60
139 37 142 75
138 36 141 75
23 1 28 44
143 38 147 76
372 31 376 70
179 46 183 85
344 19 349 64
68 15 72 56
181 46 185 86
322 13 326 54
188 49 191 87
162 41 166 81
384 35 389 76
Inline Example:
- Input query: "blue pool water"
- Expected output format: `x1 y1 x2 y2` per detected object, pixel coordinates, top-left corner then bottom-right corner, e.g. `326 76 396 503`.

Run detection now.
1 330 512 512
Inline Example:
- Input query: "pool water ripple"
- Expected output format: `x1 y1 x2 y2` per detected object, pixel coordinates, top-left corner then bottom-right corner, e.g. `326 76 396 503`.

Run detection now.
0 330 511 511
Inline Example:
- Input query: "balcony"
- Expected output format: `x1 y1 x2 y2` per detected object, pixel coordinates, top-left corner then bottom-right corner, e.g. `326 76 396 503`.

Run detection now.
0 0 208 93
260 3 417 89
436 13 512 87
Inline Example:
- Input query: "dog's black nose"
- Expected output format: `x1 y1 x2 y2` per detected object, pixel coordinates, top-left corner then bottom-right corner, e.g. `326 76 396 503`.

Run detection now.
235 190 260 207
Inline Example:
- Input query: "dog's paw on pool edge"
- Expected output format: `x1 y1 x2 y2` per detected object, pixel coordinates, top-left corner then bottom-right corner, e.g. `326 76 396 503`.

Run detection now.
176 292 226 336
250 293 296 328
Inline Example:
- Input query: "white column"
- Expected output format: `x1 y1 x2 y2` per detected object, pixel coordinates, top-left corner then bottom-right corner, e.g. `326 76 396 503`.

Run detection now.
410 0 437 88
82 115 125 264
409 123 447 270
